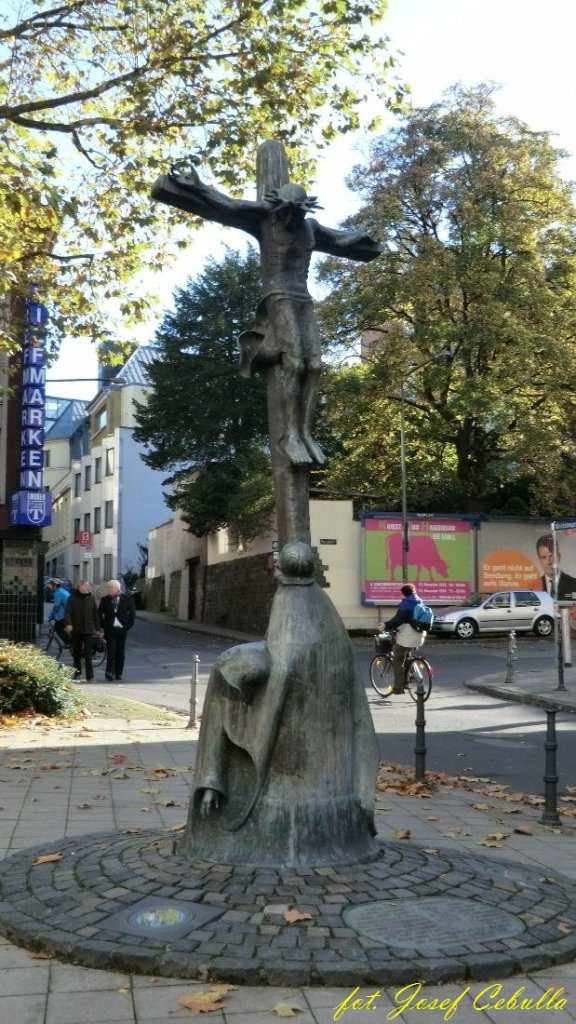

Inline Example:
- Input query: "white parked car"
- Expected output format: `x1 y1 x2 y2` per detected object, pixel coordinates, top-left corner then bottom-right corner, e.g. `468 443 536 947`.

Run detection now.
432 590 555 640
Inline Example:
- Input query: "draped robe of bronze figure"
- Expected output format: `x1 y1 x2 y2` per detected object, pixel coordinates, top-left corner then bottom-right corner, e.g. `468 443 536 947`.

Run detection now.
179 543 379 866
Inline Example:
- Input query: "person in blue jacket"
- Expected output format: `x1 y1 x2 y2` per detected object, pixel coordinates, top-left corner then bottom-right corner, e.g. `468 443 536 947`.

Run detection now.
48 580 71 647
385 583 426 693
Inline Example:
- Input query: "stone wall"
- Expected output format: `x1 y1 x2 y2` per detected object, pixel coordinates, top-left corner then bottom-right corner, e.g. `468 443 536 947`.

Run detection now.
202 553 275 635
167 570 181 618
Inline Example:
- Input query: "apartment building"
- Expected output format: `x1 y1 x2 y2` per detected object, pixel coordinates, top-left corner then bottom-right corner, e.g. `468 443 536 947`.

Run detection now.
44 346 168 593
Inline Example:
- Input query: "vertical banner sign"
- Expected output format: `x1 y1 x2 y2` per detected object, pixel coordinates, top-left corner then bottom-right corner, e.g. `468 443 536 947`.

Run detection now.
10 295 52 527
361 514 473 604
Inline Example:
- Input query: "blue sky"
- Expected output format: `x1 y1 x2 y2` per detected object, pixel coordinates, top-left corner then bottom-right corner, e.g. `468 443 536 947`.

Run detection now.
48 0 576 397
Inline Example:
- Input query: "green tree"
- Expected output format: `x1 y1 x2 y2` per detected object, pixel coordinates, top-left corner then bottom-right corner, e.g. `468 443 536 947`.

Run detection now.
0 0 405 351
319 84 576 515
133 247 275 541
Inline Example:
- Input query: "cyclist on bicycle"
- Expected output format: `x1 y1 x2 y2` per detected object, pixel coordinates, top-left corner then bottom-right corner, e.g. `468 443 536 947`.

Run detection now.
384 583 427 693
48 580 71 648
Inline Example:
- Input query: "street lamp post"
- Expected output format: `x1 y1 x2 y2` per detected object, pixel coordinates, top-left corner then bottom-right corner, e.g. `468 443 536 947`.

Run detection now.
400 381 409 583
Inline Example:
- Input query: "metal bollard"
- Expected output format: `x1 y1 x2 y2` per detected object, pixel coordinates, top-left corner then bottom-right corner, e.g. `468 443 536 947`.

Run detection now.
540 705 562 827
414 675 427 782
186 654 200 729
504 630 517 685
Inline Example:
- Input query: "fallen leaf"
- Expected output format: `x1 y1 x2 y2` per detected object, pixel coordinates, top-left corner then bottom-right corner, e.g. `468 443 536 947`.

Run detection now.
30 951 52 959
284 908 313 923
179 985 236 1014
473 804 492 811
392 829 411 840
513 826 533 835
117 987 130 994
179 991 225 1013
141 787 159 794
479 841 503 848
32 853 63 864
109 753 128 764
426 816 439 821
422 848 440 855
558 923 572 934
274 1001 303 1017
76 803 92 810
486 832 509 841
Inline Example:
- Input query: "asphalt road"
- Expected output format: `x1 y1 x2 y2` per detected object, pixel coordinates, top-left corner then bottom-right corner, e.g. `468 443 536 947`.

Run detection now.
79 618 576 798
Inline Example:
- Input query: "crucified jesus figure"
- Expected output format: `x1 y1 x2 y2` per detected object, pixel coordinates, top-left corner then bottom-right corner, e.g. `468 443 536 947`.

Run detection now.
152 155 381 467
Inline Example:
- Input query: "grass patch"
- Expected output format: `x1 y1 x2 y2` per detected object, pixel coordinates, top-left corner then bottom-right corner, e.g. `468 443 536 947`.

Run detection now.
80 688 186 723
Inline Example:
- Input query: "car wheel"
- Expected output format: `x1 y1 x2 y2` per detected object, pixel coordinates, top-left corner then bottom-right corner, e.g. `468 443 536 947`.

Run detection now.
455 617 478 640
534 615 553 637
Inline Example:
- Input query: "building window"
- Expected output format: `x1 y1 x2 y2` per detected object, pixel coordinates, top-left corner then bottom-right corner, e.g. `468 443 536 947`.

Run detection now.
103 553 113 579
94 507 101 534
104 500 113 528
94 457 102 483
93 557 101 585
84 465 91 491
83 512 91 533
74 518 81 541
96 407 107 432
74 473 81 497
105 448 114 475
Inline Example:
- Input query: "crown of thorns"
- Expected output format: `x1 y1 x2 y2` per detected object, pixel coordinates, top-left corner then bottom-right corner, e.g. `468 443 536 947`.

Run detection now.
264 184 322 211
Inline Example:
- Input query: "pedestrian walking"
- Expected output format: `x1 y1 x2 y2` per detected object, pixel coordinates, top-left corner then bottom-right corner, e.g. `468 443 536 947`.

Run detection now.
98 580 135 681
65 580 100 681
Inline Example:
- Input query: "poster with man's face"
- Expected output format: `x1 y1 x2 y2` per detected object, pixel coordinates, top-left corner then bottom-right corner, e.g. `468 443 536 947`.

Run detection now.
479 523 576 600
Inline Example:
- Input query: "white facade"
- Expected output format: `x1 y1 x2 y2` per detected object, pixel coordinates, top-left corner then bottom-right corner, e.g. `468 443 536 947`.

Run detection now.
147 500 377 628
43 348 170 596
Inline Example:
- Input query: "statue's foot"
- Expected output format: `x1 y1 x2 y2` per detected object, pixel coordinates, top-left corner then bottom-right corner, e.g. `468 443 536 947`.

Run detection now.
303 434 326 465
282 433 313 465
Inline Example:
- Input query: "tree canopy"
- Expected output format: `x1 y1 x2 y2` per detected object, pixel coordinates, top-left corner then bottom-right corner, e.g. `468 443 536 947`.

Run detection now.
0 0 405 351
318 84 576 516
133 247 275 541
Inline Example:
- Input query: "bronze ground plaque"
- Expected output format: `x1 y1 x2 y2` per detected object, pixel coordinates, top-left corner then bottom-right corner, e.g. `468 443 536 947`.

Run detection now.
344 896 525 948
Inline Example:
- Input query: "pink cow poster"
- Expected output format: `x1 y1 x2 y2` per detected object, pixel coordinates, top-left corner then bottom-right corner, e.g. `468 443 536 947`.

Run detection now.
362 515 473 604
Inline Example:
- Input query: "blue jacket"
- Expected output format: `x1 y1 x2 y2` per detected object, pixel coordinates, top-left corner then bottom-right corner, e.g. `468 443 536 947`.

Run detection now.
49 586 70 622
385 593 419 631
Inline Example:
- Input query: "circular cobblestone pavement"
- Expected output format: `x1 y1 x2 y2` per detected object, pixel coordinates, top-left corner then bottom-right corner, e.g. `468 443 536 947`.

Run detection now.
0 830 575 985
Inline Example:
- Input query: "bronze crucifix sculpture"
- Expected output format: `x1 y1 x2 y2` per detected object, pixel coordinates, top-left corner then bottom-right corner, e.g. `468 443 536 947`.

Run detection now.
152 140 381 545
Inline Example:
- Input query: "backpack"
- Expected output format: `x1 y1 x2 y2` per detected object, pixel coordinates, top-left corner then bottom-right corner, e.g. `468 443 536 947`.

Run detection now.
411 600 434 632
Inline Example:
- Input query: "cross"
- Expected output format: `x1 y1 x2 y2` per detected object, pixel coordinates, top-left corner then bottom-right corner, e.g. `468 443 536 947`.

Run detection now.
152 140 381 546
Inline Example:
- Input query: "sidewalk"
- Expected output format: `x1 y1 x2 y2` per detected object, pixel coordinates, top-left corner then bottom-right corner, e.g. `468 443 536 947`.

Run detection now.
466 663 576 713
0 697 576 1022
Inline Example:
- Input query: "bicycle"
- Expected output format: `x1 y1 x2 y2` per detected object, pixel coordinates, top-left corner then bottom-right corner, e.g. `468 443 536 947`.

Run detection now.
44 623 107 668
369 630 433 701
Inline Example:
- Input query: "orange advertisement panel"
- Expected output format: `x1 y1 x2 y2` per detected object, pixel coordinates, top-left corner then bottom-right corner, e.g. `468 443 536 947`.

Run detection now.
478 521 576 599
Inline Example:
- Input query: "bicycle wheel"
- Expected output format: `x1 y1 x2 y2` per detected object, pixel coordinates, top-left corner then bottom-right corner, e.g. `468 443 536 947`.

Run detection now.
91 636 107 668
405 657 433 702
370 653 394 697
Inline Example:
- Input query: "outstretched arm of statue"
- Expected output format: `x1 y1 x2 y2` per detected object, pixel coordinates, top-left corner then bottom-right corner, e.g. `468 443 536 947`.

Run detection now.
151 165 266 237
311 220 382 263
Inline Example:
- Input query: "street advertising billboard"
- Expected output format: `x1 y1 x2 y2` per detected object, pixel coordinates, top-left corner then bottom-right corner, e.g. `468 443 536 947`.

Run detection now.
361 514 473 605
478 520 576 600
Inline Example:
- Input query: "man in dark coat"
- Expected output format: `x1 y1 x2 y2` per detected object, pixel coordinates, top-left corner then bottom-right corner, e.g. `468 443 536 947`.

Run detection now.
65 580 100 681
98 579 135 680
